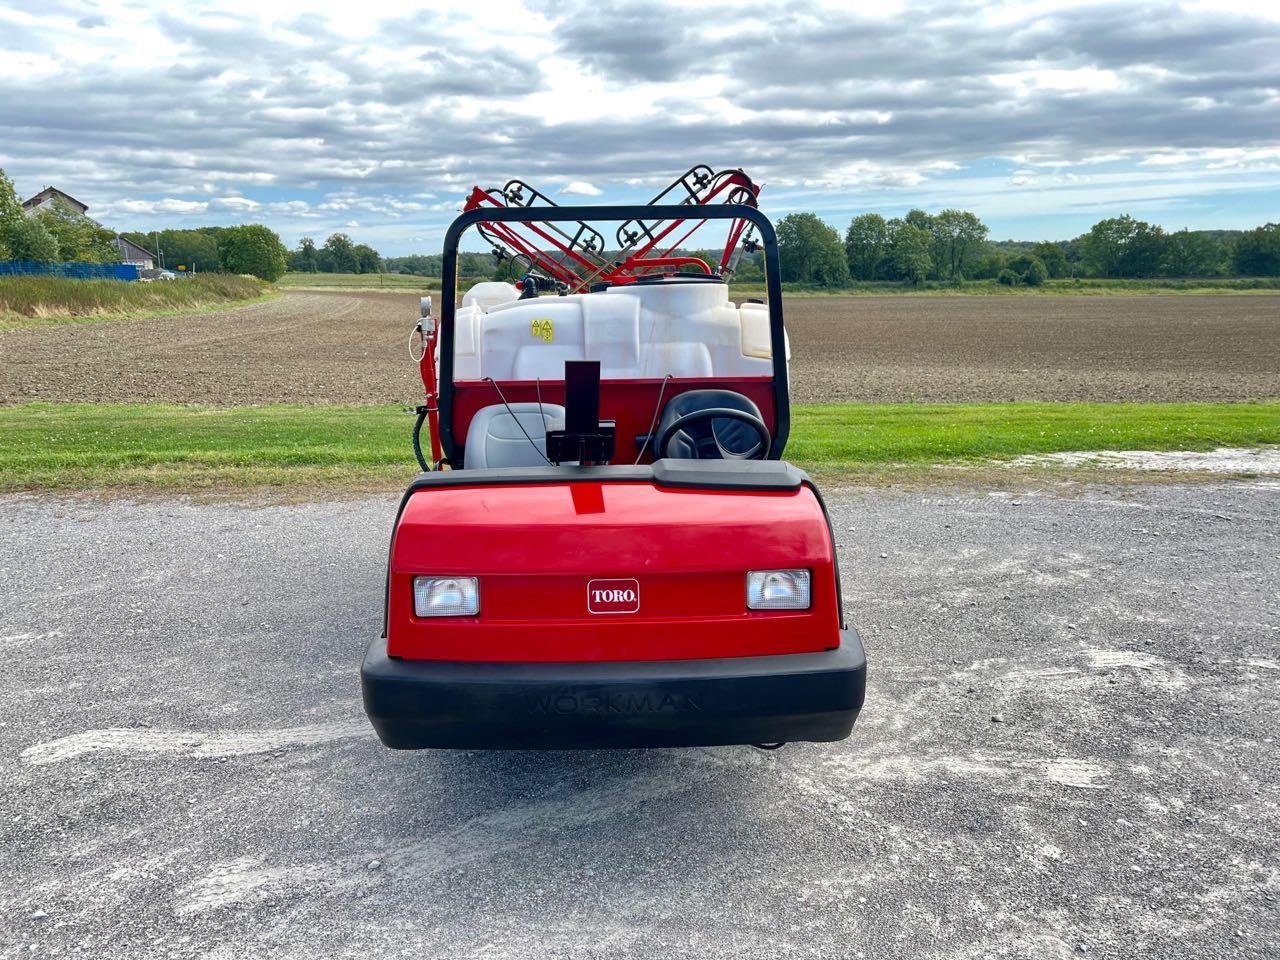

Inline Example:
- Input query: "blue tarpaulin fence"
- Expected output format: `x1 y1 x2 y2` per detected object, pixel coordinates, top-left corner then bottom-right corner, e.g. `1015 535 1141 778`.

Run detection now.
0 260 141 281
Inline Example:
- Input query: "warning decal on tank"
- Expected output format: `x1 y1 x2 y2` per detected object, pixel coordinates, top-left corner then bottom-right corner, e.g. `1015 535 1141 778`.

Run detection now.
531 318 554 342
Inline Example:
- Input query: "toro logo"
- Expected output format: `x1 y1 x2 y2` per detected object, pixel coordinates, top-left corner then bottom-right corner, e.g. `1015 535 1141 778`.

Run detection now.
587 578 640 614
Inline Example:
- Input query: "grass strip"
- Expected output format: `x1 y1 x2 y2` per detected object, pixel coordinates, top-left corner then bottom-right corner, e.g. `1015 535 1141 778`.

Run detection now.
0 275 271 328
790 401 1280 474
279 273 441 291
1 401 1276 493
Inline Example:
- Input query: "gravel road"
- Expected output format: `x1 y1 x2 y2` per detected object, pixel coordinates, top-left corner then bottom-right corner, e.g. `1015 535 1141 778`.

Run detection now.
2 482 1278 959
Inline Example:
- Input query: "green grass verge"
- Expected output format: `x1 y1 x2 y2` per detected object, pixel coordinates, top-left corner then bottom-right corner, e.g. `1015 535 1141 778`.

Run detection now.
792 402 1280 474
280 272 444 291
0 275 273 328
1 401 1276 493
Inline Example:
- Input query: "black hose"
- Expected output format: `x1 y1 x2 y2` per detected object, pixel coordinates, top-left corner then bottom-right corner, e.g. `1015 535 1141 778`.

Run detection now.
634 375 672 464
412 405 431 472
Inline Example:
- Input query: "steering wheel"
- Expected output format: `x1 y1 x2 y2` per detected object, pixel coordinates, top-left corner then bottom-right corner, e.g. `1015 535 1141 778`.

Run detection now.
656 407 772 461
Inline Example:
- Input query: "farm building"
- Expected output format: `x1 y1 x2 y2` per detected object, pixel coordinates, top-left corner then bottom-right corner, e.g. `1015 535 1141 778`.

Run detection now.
21 186 90 216
109 235 155 270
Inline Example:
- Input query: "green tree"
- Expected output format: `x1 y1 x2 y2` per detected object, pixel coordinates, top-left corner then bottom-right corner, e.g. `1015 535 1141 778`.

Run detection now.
384 254 444 277
1023 258 1049 286
1231 224 1280 276
218 224 287 280
970 248 1010 280
320 232 358 273
492 254 523 282
903 208 934 232
353 243 382 275
1004 254 1050 286
730 249 764 282
1080 218 1127 277
6 216 60 261
124 229 224 273
35 198 119 262
0 169 17 258
930 209 989 281
1031 241 1068 278
1163 230 1225 277
844 213 889 280
167 230 217 273
289 236 319 273
1081 215 1167 278
1123 220 1169 277
777 212 850 286
887 222 933 285
458 251 491 278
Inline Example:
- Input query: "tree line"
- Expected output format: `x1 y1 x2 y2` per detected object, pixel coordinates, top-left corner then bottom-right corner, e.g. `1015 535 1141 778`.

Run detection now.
775 210 1280 287
288 237 506 277
376 212 1280 288
13 156 1278 288
381 252 520 279
126 227 390 281
118 225 289 281
288 234 382 274
1 166 295 281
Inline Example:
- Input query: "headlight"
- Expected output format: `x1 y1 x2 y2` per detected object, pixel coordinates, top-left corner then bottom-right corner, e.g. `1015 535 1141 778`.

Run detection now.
413 576 479 617
746 569 811 610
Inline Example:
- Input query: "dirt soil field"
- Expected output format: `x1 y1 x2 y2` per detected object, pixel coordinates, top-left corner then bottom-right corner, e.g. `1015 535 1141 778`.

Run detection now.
1 290 1277 405
787 294 1280 403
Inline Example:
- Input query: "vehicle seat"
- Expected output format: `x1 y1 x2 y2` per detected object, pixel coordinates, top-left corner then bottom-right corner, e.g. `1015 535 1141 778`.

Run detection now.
464 403 565 469
656 390 767 460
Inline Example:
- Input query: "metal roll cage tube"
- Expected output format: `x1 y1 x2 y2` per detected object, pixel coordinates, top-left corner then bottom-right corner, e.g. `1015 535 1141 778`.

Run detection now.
437 204 789 464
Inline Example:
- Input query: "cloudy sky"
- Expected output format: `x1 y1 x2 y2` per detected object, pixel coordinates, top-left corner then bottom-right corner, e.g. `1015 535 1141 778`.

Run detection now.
2 0 1278 254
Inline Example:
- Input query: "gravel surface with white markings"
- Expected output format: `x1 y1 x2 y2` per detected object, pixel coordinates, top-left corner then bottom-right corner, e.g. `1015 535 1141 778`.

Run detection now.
2 482 1278 959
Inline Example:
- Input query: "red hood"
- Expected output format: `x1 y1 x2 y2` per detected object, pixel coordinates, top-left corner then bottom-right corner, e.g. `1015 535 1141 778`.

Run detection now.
386 478 842 663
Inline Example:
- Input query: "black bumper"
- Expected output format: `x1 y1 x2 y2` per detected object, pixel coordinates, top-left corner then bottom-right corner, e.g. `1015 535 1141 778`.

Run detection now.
361 630 867 750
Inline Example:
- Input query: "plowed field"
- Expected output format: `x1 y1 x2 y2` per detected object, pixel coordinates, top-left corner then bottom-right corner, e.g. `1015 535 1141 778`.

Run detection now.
2 290 1276 405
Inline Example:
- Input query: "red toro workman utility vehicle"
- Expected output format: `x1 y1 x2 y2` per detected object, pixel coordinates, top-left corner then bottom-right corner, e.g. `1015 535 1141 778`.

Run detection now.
361 167 866 749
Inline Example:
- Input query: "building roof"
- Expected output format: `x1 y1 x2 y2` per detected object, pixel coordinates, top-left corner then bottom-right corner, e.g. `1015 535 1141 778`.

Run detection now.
111 235 155 261
22 186 89 214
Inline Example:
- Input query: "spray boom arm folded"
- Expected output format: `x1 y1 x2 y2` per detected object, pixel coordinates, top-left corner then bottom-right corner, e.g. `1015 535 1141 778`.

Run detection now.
462 165 762 293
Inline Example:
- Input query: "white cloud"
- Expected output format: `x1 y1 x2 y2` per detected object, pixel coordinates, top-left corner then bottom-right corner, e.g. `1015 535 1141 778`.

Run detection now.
210 196 261 211
1 0 1276 249
104 198 210 215
267 200 310 213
